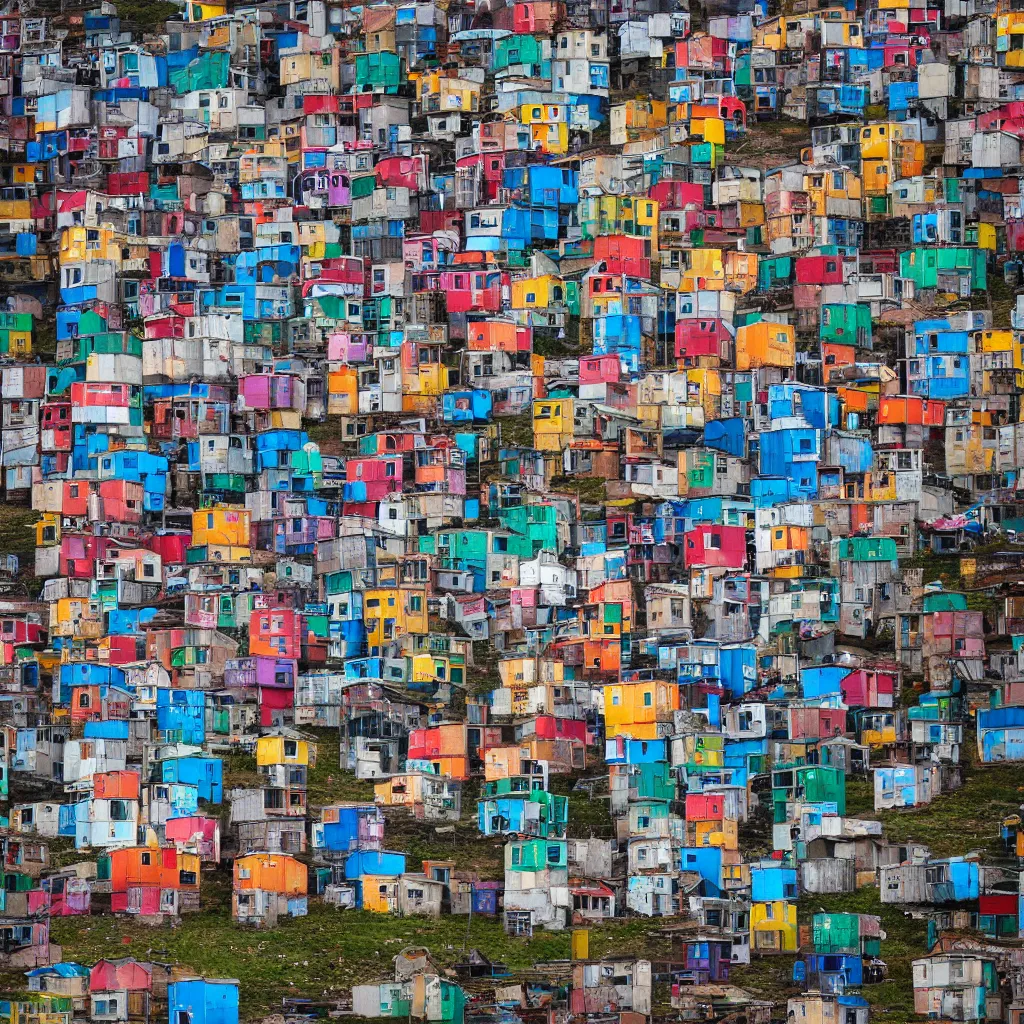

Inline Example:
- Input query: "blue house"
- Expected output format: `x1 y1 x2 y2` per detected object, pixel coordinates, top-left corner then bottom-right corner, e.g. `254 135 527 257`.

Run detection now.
801 665 852 699
317 806 382 853
605 738 666 764
906 319 971 399
344 849 406 879
55 664 127 704
442 390 493 424
168 979 240 1024
767 384 837 429
750 863 798 902
156 689 206 746
704 418 746 457
680 847 723 896
802 953 863 992
157 756 223 803
720 643 757 697
758 430 820 499
978 705 1024 762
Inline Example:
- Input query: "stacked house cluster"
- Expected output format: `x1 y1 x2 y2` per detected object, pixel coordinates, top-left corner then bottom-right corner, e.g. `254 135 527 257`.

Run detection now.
5 0 1024 1018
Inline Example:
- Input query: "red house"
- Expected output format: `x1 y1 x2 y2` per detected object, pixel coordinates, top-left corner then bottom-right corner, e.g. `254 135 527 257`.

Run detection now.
344 455 402 501
649 180 705 210
40 402 72 451
795 254 847 286
89 959 153 995
593 235 650 277
683 525 746 569
675 318 731 362
249 608 305 660
438 270 506 313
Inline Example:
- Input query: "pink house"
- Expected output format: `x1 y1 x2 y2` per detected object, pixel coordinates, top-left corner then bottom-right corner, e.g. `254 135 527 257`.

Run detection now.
579 355 621 384
165 815 221 862
328 332 371 363
840 667 896 708
238 374 297 411
787 705 846 741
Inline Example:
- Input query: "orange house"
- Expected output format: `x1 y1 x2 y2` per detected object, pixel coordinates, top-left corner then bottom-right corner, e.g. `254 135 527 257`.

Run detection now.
467 320 531 352
103 845 201 915
822 343 856 377
735 321 795 371
94 771 140 800
234 853 307 894
583 637 622 676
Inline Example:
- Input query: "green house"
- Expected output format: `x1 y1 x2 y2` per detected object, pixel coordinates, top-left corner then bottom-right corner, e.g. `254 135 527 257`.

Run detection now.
169 51 230 94
834 537 898 562
493 34 545 71
820 303 872 347
506 838 566 871
685 451 716 490
922 591 967 613
771 763 846 822
899 247 987 292
806 917 880 954
355 51 402 93
497 503 560 554
630 763 676 802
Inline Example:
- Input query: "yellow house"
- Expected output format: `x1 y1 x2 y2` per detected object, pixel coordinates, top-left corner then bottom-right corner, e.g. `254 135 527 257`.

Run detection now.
724 251 759 293
998 10 1024 67
60 226 124 265
511 274 567 310
403 363 449 398
518 102 568 154
859 712 900 748
360 874 398 913
409 651 465 687
803 166 862 217
533 397 574 451
581 195 658 243
375 772 434 810
279 48 342 90
0 191 31 226
603 679 680 740
50 597 103 639
690 815 739 850
860 124 924 195
256 735 314 767
690 116 725 148
184 0 227 21
35 513 60 549
483 745 524 781
750 900 798 952
610 99 667 145
419 73 480 112
679 248 726 291
191 505 251 548
945 417 996 476
362 586 428 648
298 223 333 248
